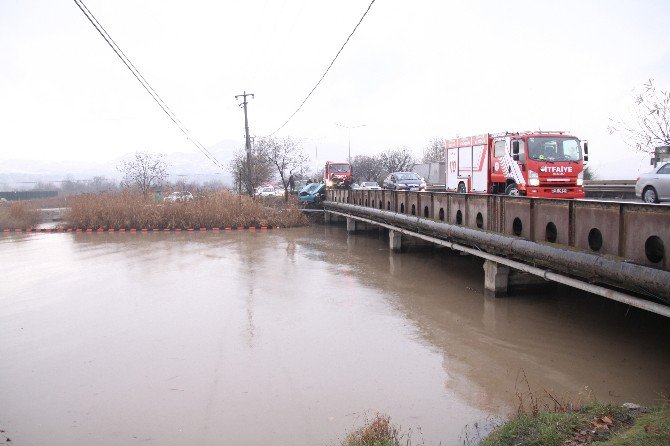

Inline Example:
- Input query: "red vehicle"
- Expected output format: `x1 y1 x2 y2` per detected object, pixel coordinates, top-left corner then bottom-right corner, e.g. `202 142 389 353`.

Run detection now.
324 161 352 189
445 131 588 198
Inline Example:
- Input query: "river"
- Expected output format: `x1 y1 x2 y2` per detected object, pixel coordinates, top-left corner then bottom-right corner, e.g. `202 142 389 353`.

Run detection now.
1 226 668 445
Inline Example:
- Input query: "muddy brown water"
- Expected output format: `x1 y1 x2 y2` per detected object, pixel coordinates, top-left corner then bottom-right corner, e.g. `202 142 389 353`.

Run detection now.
1 226 668 445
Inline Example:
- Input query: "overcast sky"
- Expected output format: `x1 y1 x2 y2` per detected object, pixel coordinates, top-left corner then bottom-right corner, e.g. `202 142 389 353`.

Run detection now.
1 0 669 177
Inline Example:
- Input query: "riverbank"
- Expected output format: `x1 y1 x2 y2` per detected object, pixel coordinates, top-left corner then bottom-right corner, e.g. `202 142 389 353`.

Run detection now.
0 191 308 230
481 402 669 446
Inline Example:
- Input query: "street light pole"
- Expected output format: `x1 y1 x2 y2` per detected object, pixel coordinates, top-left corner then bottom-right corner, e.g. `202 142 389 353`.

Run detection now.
335 122 366 163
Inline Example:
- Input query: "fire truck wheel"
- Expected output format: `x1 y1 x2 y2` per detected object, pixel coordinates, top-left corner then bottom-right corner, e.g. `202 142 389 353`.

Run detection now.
457 182 466 193
505 183 520 196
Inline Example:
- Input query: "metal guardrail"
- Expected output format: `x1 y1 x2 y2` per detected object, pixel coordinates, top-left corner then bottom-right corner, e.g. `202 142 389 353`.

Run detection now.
583 180 636 198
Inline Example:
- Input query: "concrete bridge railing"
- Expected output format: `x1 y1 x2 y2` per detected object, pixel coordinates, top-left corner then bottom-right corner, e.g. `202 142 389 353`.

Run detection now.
327 189 670 272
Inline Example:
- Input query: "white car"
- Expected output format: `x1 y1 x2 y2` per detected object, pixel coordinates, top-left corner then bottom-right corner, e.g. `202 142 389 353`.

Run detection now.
164 191 194 202
256 186 276 197
636 162 670 203
359 181 381 190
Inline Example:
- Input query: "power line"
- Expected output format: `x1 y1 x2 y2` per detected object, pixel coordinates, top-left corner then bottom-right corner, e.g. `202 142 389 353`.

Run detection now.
72 0 226 171
270 0 377 135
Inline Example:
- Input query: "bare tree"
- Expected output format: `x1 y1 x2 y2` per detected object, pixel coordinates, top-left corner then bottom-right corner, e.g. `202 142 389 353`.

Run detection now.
422 137 445 163
608 79 670 153
379 147 416 173
118 152 168 196
351 154 385 183
228 146 274 194
257 136 309 201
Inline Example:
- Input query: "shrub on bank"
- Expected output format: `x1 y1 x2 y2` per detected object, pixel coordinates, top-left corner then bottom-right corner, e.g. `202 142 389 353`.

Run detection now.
0 201 40 229
66 191 308 230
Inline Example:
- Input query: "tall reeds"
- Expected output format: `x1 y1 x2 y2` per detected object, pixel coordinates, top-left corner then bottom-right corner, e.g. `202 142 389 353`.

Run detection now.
65 190 308 230
0 201 40 229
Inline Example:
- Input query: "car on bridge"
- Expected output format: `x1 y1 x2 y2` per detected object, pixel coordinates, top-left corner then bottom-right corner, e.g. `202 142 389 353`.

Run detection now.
636 162 670 203
359 181 381 190
383 172 427 191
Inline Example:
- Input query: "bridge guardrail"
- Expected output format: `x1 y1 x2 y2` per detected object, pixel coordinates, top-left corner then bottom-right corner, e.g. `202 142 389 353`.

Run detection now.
583 180 636 198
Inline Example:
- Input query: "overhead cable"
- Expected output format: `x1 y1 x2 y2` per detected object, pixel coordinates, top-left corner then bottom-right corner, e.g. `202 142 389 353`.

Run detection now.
270 0 376 135
72 0 225 170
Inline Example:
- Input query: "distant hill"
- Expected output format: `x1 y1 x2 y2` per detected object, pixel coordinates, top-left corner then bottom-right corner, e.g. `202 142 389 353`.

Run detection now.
0 140 239 190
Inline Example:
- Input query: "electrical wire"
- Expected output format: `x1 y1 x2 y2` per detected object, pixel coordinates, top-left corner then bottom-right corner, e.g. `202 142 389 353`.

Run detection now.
270 0 376 135
72 0 226 170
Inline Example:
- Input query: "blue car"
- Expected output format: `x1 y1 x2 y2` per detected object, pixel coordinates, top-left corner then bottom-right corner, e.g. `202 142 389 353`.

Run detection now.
298 183 325 203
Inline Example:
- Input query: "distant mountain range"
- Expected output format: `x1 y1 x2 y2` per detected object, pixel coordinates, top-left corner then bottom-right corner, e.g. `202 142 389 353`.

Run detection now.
0 140 239 190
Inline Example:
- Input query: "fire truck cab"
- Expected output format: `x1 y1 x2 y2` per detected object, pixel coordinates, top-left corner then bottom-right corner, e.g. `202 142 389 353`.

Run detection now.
324 161 352 189
446 131 588 198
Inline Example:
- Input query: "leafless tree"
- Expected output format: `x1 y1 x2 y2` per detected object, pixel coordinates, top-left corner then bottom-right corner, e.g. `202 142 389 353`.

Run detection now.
379 147 416 173
351 154 385 183
228 146 274 194
117 152 168 196
257 136 309 201
608 79 670 153
422 137 446 163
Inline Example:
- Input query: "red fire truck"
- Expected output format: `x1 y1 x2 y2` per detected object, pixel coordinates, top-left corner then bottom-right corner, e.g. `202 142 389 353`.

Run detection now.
445 131 588 198
324 161 352 189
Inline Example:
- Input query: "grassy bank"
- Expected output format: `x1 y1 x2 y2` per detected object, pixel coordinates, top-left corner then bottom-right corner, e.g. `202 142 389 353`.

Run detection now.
481 402 670 446
66 190 308 230
0 201 40 229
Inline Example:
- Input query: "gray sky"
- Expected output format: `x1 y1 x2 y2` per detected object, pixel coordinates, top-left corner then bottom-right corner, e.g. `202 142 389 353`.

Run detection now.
1 0 669 177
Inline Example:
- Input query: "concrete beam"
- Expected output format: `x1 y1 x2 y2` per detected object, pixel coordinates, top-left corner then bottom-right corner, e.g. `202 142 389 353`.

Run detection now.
484 259 509 297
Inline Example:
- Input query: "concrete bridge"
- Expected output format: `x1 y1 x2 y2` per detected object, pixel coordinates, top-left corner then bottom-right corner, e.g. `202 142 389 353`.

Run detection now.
324 189 670 317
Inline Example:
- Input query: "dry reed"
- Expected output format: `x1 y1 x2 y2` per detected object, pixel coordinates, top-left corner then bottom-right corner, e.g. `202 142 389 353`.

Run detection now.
66 190 308 230
0 201 41 229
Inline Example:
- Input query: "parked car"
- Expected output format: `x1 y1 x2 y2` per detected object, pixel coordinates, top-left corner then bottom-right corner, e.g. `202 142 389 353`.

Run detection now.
256 186 276 197
164 191 194 202
382 172 427 191
359 181 381 190
298 183 325 203
636 162 670 203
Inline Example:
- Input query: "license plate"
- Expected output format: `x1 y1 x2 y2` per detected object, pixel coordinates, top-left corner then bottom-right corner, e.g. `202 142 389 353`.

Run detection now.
552 188 567 194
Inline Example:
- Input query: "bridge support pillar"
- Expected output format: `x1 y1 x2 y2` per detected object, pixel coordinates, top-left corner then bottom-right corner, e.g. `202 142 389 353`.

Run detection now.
346 217 357 233
483 259 509 297
389 230 402 252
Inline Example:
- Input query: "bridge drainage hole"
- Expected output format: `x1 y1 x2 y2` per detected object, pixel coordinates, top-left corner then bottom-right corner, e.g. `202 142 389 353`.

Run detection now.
456 210 463 225
545 222 558 243
439 208 445 221
411 204 416 215
400 203 405 213
476 212 484 229
387 201 391 210
588 228 603 251
424 206 429 218
512 217 522 236
645 235 665 263
379 200 383 210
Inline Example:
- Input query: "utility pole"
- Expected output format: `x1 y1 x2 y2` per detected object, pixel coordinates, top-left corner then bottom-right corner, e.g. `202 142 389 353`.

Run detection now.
235 91 255 196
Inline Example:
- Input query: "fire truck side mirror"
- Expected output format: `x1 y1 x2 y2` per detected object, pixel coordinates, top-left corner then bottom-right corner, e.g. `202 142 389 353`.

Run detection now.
512 154 520 161
584 155 589 162
512 140 520 155
583 141 589 154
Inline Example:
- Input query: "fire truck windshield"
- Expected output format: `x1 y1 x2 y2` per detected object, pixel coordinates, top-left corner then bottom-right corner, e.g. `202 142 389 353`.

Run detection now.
328 164 351 173
527 137 582 162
